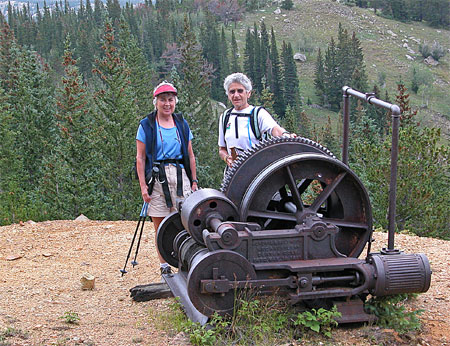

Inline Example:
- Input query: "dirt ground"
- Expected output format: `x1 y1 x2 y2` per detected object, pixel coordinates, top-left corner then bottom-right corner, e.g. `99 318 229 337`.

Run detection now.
0 219 449 346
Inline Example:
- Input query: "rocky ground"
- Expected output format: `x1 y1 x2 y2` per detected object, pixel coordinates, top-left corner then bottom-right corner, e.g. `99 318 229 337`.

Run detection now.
0 219 449 346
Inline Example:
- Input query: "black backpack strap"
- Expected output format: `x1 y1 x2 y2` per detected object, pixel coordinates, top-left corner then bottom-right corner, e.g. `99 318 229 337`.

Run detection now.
249 106 263 140
223 106 265 142
222 108 233 139
173 113 188 144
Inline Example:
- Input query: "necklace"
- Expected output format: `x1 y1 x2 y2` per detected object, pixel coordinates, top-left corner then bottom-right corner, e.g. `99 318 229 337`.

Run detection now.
156 116 181 159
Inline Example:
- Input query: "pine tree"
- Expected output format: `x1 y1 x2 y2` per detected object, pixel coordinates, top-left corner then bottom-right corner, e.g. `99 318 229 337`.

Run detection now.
9 46 57 187
219 26 230 101
118 18 153 113
281 41 300 109
106 0 121 25
269 26 285 117
199 18 221 101
93 0 104 25
281 0 294 10
230 29 240 73
77 28 95 79
0 22 16 92
351 84 449 236
252 22 262 93
299 110 312 139
0 86 28 225
314 48 325 104
259 21 270 83
349 32 368 92
282 104 300 134
259 84 276 115
323 38 339 109
322 115 339 155
178 15 222 188
243 27 255 85
45 35 102 218
92 19 140 219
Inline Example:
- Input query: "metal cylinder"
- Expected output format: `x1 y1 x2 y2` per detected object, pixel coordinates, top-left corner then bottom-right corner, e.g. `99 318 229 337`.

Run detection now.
180 188 239 245
179 237 208 271
369 253 431 296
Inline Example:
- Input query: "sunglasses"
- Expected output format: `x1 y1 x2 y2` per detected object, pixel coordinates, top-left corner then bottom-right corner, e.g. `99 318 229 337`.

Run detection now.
229 88 246 95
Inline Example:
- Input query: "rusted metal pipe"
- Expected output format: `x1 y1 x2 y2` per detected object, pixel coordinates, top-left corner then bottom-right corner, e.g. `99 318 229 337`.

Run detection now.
342 92 350 165
342 86 402 253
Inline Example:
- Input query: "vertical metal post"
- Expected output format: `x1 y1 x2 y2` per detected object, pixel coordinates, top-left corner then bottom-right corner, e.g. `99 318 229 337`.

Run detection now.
341 86 402 254
386 110 401 252
342 88 350 165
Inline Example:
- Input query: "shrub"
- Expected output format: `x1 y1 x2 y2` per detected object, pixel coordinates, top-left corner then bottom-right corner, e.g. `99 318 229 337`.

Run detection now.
365 294 423 334
294 306 341 338
419 40 447 61
59 311 80 324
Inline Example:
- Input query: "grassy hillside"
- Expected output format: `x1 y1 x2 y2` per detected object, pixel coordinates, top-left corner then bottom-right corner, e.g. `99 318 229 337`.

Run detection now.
227 0 449 140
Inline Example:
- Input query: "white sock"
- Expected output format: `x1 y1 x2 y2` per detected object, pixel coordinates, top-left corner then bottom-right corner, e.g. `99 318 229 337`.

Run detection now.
160 263 169 268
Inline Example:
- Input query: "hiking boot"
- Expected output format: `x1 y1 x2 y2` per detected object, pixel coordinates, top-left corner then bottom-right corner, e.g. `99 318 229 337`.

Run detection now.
160 266 173 275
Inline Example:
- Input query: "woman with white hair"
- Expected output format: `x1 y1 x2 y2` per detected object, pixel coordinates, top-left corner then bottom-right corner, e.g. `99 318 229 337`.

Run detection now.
218 72 296 167
136 81 198 275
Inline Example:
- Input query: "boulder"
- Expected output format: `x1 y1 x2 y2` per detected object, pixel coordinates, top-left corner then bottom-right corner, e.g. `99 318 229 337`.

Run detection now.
75 214 90 221
424 56 439 66
81 273 95 290
293 53 307 62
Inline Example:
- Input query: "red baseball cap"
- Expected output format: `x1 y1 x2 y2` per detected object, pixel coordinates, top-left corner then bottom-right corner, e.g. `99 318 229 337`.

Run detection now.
153 83 177 97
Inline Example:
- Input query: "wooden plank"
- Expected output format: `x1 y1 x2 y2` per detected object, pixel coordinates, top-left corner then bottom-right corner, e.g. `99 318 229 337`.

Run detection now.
129 282 173 302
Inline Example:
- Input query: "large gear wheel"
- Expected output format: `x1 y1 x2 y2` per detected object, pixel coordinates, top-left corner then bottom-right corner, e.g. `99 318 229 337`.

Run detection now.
221 137 336 208
221 138 372 258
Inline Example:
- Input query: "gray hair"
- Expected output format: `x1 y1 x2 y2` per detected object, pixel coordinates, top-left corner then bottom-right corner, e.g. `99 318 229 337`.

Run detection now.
223 73 252 95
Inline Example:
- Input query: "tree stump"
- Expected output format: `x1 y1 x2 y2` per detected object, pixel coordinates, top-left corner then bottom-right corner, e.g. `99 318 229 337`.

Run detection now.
129 283 173 302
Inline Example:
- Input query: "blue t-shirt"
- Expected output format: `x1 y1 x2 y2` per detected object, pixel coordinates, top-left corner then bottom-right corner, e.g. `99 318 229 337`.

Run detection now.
136 123 193 162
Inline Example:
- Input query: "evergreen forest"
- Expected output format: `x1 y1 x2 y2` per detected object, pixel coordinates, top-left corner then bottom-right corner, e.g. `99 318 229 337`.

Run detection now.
0 0 448 239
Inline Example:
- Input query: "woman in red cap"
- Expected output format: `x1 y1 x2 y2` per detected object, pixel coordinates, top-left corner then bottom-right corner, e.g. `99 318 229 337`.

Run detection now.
135 81 198 275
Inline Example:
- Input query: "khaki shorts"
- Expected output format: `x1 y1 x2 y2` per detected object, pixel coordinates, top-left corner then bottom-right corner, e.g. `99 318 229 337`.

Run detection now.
148 164 192 217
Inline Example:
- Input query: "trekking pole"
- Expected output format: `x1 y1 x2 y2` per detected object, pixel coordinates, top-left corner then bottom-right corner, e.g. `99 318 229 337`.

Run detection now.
131 202 149 267
120 202 148 276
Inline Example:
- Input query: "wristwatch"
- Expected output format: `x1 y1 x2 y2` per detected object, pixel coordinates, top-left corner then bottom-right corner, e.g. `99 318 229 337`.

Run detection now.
192 179 199 184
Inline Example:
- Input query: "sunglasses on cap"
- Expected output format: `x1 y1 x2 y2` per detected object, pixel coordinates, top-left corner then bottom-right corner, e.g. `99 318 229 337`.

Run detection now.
229 88 246 95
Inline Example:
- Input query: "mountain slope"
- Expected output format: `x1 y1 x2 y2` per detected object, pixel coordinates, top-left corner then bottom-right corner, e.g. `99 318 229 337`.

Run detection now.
234 0 449 138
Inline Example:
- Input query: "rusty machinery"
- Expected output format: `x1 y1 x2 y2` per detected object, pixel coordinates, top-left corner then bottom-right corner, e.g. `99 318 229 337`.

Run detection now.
156 88 432 324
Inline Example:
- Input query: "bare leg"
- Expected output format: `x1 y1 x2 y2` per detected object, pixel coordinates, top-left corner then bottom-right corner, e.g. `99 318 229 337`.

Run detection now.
152 216 166 264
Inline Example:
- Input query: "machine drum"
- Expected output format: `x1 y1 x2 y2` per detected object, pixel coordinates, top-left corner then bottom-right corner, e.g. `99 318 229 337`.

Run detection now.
369 253 431 296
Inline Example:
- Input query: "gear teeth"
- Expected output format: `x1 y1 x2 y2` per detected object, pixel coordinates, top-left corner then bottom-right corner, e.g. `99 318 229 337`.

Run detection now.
220 137 337 194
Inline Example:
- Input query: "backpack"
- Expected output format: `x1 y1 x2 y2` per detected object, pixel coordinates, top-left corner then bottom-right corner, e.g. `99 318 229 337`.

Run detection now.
222 106 265 141
132 112 189 180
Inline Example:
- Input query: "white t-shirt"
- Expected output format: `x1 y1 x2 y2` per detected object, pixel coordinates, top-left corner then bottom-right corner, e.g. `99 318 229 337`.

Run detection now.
218 105 278 154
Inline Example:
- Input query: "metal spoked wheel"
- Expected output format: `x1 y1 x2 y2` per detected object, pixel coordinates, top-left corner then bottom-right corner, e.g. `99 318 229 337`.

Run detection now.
227 150 373 258
221 137 336 209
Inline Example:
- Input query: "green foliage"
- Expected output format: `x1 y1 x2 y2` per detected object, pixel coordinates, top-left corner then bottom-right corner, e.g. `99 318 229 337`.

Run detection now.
282 104 300 134
419 40 447 61
162 295 343 345
351 85 449 239
282 41 300 110
177 15 223 189
294 306 341 338
1 0 449 230
92 18 141 219
281 0 294 10
316 23 367 112
59 311 80 324
0 326 29 344
365 294 423 334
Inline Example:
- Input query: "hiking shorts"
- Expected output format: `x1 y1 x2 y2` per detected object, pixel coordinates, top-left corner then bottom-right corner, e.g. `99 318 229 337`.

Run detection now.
148 164 191 217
